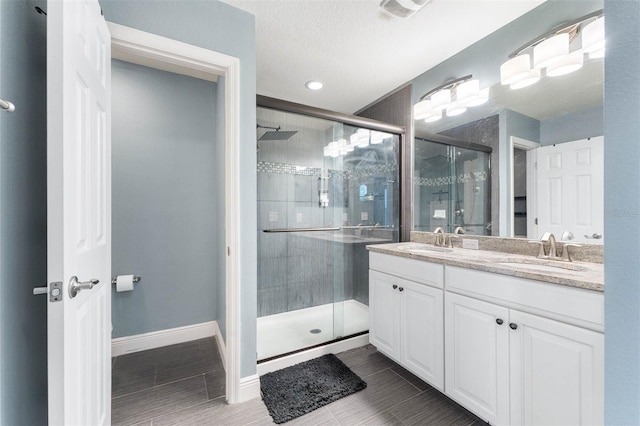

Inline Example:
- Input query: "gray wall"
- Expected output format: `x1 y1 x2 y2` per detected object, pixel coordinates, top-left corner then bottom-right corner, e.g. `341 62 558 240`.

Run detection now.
111 60 221 338
0 0 49 424
540 105 604 146
101 0 257 377
604 1 640 423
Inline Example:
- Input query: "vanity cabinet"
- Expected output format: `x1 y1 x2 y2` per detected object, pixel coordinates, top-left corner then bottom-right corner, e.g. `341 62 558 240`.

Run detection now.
444 292 509 425
369 252 444 391
445 267 604 426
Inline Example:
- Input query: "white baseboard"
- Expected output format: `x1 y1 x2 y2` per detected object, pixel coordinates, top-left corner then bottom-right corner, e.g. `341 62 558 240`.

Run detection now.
256 334 369 375
238 374 261 402
112 321 218 357
212 321 227 371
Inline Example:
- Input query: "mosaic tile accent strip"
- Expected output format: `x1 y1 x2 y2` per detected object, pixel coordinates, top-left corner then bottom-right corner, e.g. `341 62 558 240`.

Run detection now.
257 161 321 176
414 171 488 187
257 161 398 180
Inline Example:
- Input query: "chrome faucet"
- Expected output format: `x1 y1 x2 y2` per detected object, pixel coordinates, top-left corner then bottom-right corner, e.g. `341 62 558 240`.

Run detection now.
454 226 465 235
540 232 558 258
433 227 445 247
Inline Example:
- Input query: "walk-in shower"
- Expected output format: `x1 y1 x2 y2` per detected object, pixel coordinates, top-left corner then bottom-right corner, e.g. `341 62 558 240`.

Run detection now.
413 135 491 235
256 98 401 361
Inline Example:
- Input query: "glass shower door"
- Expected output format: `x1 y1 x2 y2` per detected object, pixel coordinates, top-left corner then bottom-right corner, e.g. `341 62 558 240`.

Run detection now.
256 106 399 361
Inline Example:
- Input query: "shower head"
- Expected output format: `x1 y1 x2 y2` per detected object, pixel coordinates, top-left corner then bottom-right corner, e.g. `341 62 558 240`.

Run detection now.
257 124 298 141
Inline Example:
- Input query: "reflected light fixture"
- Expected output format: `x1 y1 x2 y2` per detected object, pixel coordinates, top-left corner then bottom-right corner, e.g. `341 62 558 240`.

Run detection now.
324 128 390 157
414 75 489 124
500 9 604 90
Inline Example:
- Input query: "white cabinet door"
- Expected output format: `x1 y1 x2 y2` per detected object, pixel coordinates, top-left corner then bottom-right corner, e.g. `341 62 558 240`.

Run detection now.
369 270 400 360
445 292 510 425
509 310 604 426
47 0 111 424
400 279 444 391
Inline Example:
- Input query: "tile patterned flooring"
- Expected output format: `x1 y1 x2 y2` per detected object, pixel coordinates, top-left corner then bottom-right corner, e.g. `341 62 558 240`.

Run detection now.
112 338 486 425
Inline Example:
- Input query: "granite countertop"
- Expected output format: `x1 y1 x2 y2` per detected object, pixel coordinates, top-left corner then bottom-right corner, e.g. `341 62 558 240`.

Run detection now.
366 242 604 292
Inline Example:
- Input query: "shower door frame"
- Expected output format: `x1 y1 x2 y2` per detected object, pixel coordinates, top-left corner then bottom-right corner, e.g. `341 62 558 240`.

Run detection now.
256 96 405 360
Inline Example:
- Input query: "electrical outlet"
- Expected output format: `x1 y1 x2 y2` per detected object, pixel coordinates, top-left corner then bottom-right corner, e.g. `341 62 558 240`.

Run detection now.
360 212 368 221
268 211 278 222
462 239 479 250
343 213 348 222
296 212 303 223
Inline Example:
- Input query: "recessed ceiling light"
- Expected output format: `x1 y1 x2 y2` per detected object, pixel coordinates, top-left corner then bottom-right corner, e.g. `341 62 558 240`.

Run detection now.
305 80 324 90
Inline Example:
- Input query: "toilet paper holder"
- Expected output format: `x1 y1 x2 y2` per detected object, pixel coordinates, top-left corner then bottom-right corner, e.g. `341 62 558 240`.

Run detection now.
111 275 142 285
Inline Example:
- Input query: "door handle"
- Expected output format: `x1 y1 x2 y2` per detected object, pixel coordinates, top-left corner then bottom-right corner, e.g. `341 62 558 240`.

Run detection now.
69 276 99 298
584 233 602 239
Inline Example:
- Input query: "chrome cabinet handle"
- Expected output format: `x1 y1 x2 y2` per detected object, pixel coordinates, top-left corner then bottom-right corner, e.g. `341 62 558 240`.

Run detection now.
496 318 504 325
69 276 99 298
509 323 518 330
584 233 602 239
392 284 398 290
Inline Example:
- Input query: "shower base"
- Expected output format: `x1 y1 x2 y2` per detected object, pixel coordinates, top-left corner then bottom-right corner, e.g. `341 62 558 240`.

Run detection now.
257 299 369 361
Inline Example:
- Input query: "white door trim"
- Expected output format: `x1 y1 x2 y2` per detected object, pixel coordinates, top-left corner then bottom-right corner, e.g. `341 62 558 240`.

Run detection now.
509 137 540 238
107 22 242 403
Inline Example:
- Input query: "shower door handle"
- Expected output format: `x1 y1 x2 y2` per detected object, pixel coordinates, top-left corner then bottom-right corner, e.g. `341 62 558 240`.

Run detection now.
263 227 341 233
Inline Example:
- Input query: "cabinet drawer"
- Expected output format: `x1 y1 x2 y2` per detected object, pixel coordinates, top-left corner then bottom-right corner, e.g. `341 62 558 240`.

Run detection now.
370 252 444 289
445 266 604 332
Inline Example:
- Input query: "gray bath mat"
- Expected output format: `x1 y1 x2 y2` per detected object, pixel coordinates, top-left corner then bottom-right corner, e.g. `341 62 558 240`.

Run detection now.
260 354 367 424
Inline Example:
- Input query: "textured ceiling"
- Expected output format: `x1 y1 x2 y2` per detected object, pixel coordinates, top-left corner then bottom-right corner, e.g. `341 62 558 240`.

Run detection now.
222 0 545 114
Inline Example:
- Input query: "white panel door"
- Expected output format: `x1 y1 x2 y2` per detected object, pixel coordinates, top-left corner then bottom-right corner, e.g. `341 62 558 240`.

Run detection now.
400 279 444 391
47 0 111 424
509 310 604 426
445 292 510 425
369 270 400 361
536 137 604 243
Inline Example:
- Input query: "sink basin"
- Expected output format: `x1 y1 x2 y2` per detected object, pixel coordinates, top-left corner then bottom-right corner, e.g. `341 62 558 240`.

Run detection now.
495 258 586 272
408 247 453 254
396 243 453 254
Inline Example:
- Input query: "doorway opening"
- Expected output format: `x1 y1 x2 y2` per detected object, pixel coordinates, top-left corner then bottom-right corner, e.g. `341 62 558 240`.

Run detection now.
108 22 243 403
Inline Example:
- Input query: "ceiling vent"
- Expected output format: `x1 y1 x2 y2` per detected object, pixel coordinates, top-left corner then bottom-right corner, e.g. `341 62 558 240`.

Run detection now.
380 0 431 18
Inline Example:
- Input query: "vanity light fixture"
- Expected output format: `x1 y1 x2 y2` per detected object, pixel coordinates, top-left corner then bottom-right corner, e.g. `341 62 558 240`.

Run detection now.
305 80 324 90
380 0 432 19
500 10 604 90
582 17 605 59
414 75 489 124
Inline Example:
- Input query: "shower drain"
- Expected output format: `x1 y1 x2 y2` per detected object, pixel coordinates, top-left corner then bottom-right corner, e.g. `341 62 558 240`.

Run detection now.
309 329 322 334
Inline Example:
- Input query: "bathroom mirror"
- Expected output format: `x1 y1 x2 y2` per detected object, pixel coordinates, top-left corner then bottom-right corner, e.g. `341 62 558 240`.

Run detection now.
413 1 604 242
